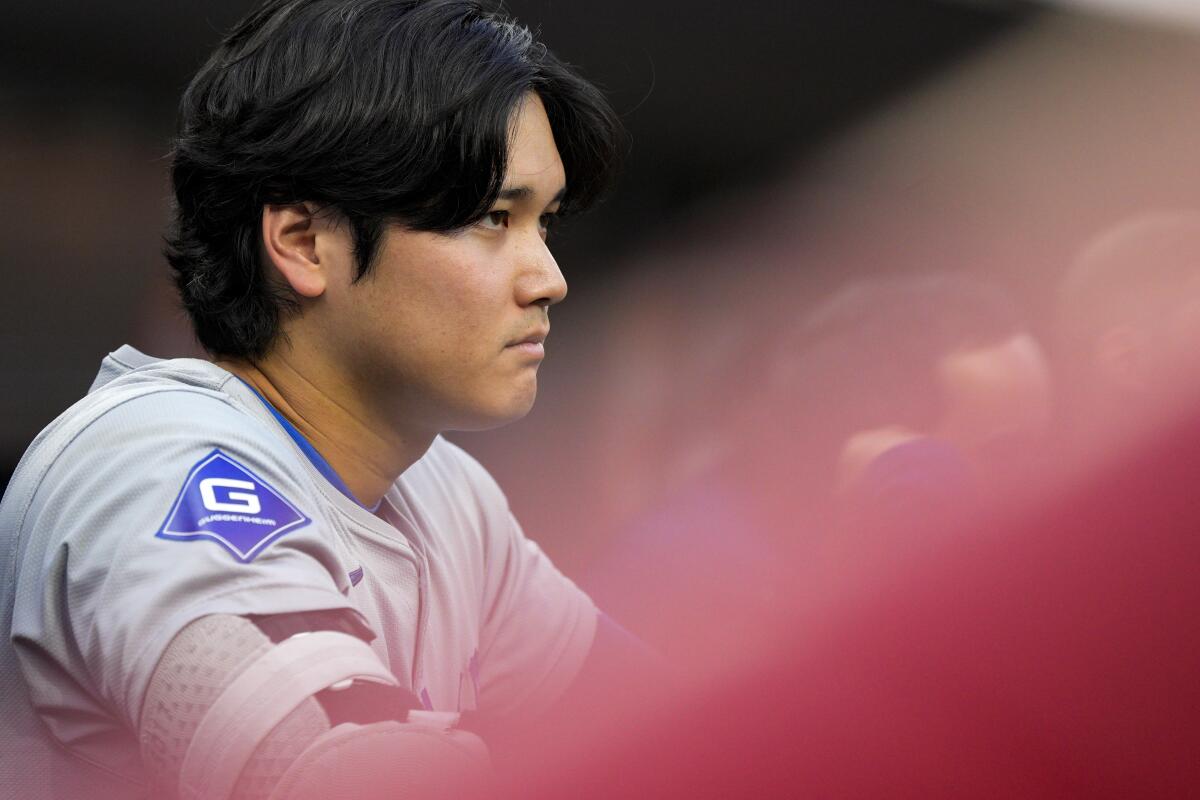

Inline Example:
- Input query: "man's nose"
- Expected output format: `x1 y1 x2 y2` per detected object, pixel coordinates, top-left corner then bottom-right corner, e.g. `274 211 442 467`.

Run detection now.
518 236 568 308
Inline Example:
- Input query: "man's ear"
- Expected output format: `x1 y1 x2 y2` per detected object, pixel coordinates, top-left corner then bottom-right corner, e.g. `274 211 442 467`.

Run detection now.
262 203 327 298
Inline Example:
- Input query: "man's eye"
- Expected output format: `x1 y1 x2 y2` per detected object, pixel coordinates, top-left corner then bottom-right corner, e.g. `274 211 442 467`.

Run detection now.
539 213 558 234
481 210 509 229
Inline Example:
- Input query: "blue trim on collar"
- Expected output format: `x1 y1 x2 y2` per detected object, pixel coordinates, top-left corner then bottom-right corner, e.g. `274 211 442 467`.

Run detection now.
235 377 380 512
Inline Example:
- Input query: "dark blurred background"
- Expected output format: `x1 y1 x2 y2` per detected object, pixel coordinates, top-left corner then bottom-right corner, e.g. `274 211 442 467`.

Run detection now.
5 0 1200 572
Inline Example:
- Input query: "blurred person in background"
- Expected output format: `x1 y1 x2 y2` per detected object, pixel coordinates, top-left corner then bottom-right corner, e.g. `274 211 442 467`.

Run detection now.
582 271 1055 667
769 272 1054 532
1057 210 1200 467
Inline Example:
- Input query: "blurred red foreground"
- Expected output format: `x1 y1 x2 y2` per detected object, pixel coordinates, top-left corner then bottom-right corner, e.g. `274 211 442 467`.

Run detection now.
495 401 1200 799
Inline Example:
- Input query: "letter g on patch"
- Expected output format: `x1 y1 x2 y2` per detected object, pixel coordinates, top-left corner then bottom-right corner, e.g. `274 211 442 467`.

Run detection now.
199 478 262 514
157 449 311 562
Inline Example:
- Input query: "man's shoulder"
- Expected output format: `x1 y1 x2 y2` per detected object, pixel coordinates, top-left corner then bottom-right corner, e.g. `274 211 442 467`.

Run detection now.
38 357 247 455
1 351 337 591
4 350 283 515
87 344 227 393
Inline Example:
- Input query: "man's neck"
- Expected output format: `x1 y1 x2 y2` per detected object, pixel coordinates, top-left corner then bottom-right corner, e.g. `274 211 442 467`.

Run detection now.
216 355 433 509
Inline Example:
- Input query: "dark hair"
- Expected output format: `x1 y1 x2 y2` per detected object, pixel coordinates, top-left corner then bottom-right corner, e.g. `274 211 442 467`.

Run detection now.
166 0 624 358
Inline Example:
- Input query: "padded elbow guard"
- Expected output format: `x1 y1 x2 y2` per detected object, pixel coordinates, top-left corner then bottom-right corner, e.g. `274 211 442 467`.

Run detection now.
265 717 490 800
140 614 490 800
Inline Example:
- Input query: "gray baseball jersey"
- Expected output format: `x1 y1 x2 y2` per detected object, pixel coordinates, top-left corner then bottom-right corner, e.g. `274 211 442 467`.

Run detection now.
0 345 597 800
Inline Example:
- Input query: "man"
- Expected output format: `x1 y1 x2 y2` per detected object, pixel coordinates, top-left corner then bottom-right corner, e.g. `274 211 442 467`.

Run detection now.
0 2 632 798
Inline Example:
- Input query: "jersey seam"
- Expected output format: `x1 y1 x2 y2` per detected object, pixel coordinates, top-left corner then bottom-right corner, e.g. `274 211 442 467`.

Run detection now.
104 351 144 374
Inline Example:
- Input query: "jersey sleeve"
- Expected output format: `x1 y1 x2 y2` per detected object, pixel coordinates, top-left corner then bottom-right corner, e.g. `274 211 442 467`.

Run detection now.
10 389 362 736
437 441 598 720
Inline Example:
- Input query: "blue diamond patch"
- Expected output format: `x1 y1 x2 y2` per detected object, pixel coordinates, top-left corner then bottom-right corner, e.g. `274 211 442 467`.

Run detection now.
156 449 312 562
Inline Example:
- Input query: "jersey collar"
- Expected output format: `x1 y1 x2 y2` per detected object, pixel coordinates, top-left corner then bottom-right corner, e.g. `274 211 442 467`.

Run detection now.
235 377 381 513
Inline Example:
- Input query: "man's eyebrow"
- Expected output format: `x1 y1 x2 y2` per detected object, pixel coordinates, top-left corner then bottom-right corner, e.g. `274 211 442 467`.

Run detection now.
497 185 567 205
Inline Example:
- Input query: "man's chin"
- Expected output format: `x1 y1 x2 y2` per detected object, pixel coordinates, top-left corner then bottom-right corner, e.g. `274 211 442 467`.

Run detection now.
446 389 538 433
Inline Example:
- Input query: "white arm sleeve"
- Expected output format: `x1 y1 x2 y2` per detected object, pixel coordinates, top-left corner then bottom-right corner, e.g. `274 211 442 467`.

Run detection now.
141 614 490 800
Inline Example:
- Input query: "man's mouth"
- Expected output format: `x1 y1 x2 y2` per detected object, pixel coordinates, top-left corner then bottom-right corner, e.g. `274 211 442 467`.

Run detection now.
506 328 549 357
507 327 549 347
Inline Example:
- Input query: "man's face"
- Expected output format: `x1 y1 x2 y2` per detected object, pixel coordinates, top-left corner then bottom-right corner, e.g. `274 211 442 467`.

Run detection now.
319 92 568 434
